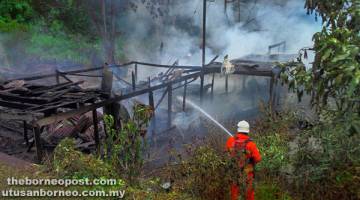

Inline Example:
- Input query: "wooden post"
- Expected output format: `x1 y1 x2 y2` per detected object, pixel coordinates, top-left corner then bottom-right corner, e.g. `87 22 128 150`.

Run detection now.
135 63 138 82
148 78 154 115
269 75 275 107
200 72 204 103
183 80 188 111
23 121 29 146
211 73 215 100
33 126 43 163
92 109 100 155
167 84 172 127
225 74 229 94
55 70 60 84
132 71 136 91
201 0 206 104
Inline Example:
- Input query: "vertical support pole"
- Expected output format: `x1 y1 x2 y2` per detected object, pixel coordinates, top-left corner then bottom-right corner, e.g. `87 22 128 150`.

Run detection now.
92 109 100 155
237 0 241 22
224 0 227 13
269 75 275 107
167 84 172 127
183 80 188 111
148 77 154 114
132 71 136 91
202 0 207 68
225 74 229 94
55 70 60 84
23 121 29 146
34 126 43 163
201 0 206 104
200 72 204 103
211 73 215 100
135 63 138 82
149 91 154 112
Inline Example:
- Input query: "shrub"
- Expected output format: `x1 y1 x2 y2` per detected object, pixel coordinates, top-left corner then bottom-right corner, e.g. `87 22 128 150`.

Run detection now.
52 138 114 179
103 102 153 184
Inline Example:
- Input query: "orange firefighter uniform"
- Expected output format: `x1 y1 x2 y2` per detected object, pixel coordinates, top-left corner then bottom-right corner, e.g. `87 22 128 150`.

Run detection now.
226 133 261 200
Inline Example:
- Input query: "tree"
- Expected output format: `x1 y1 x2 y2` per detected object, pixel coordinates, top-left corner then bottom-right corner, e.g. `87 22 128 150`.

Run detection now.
281 0 360 124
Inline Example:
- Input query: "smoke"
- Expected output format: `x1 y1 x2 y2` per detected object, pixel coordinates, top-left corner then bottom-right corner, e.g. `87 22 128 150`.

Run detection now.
122 0 321 66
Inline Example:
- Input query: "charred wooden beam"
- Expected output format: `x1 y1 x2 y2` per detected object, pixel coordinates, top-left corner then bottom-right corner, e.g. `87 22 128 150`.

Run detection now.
135 63 138 82
0 92 48 104
33 126 43 163
209 55 219 65
92 109 100 155
35 71 203 127
183 80 188 111
148 77 154 113
269 75 275 107
200 71 204 103
0 99 38 109
113 73 132 86
225 74 229 94
136 61 201 69
211 73 215 100
167 84 172 127
155 88 168 110
56 70 60 84
132 71 136 91
59 73 73 83
31 81 84 95
67 73 102 78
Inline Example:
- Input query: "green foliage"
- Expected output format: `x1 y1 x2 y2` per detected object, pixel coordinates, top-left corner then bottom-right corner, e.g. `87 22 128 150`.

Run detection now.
0 0 34 23
26 26 100 64
281 0 360 116
103 103 153 184
290 122 360 199
176 145 231 200
255 182 292 200
169 130 294 200
0 0 33 32
52 138 115 179
278 3 360 198
32 0 94 37
255 133 289 173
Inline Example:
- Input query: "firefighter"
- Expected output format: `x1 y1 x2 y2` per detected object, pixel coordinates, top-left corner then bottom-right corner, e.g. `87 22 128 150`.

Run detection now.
226 120 261 200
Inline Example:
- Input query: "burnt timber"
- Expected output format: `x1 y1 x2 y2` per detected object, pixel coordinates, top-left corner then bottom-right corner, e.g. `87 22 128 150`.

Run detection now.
0 58 283 163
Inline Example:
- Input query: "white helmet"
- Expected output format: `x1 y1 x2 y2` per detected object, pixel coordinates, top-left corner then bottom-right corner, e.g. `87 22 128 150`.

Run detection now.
237 120 250 133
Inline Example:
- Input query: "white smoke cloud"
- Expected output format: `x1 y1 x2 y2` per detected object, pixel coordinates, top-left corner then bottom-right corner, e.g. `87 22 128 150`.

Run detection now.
122 0 321 66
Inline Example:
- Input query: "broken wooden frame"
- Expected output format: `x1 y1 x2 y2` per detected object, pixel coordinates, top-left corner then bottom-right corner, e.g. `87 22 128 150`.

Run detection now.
1 58 280 163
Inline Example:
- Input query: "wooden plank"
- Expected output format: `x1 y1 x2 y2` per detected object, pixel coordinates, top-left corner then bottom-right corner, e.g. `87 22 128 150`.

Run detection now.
31 81 83 95
0 92 48 104
35 71 203 127
136 61 201 69
0 99 38 109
